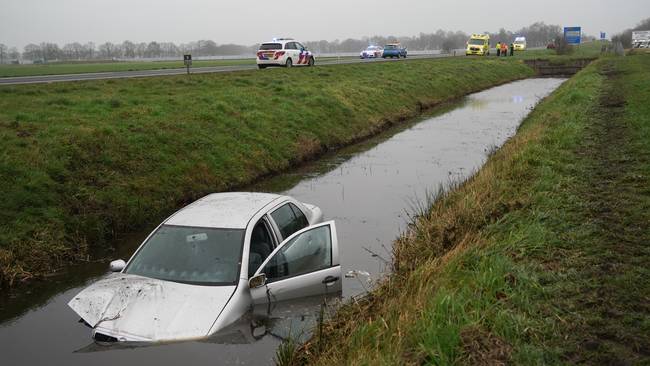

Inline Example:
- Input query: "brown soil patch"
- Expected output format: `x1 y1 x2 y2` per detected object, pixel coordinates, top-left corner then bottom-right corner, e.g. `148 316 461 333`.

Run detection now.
459 325 513 366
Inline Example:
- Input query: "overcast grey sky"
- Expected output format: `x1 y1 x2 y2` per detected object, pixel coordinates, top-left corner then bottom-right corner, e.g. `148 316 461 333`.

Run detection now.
0 0 646 48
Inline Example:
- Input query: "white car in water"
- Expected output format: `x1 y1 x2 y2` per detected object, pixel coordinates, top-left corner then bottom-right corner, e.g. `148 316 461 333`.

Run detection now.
68 192 341 342
256 38 315 69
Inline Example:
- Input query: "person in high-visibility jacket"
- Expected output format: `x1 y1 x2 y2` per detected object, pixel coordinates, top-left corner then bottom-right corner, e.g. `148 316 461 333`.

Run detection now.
496 42 501 56
500 42 508 57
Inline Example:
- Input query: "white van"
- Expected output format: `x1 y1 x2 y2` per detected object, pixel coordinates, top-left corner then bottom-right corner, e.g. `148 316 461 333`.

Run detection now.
514 37 527 51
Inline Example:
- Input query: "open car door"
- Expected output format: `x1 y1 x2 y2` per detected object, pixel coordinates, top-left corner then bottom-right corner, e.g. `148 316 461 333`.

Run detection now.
250 221 341 304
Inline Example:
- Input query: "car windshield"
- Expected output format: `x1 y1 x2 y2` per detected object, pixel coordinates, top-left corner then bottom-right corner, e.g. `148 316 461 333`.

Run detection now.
259 43 282 50
125 225 244 285
514 41 525 44
384 45 398 50
468 39 486 45
366 46 379 50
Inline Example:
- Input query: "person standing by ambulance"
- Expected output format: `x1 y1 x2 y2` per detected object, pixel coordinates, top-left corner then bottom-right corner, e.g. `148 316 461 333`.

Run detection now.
510 43 515 56
501 42 508 57
496 42 501 56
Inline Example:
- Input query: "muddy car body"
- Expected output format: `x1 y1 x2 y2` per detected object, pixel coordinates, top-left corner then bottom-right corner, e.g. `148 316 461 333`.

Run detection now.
69 192 341 342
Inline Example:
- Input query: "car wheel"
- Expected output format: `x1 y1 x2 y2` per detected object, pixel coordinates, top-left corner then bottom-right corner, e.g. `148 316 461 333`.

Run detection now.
285 58 292 68
308 57 314 67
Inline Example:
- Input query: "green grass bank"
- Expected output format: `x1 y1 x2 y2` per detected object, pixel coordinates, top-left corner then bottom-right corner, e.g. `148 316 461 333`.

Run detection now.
0 59 255 78
299 54 650 365
0 57 535 288
0 56 360 78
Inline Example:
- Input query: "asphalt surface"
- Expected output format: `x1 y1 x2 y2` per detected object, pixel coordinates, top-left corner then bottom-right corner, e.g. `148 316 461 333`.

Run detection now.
0 53 453 85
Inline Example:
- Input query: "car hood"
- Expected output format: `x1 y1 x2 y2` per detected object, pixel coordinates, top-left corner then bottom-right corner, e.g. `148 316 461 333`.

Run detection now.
68 273 236 341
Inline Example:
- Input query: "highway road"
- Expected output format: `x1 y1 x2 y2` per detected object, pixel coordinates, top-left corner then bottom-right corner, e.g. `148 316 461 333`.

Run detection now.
0 53 455 86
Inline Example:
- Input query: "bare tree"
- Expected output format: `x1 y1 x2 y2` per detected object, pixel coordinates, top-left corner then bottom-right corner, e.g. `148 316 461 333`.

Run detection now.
62 43 75 60
160 42 179 57
71 42 84 60
135 42 147 58
84 42 95 59
61 42 85 60
0 44 7 64
8 47 19 62
39 42 61 62
99 42 117 59
145 41 161 58
122 40 136 58
23 43 42 61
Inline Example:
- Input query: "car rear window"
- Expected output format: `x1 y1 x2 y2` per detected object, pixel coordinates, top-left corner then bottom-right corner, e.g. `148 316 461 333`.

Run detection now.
260 43 282 50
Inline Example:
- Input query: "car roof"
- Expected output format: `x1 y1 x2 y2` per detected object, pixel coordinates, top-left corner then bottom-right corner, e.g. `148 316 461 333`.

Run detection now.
261 39 297 45
165 192 284 229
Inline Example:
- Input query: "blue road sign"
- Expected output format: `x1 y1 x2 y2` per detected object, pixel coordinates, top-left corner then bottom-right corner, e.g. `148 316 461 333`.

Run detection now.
600 32 606 40
564 27 582 44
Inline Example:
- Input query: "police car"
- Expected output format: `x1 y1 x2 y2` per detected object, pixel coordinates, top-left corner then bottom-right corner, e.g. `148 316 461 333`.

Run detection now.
256 38 315 69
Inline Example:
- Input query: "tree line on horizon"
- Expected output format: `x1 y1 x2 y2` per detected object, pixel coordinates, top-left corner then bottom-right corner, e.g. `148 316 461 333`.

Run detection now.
0 22 580 64
612 17 650 48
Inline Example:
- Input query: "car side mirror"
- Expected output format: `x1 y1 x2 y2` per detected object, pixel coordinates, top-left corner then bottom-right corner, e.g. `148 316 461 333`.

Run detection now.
109 259 126 272
249 273 267 288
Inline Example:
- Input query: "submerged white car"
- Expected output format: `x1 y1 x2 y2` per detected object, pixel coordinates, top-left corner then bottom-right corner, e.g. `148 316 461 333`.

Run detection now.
68 192 341 342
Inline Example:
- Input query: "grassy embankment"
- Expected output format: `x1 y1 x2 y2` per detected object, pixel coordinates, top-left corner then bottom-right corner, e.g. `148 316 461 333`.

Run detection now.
0 57 360 78
511 41 606 60
0 59 255 77
0 57 536 288
298 54 650 364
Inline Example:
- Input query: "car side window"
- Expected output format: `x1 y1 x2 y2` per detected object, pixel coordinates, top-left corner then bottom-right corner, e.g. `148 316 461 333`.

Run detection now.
262 225 332 282
295 42 304 50
285 42 295 50
270 203 309 239
248 219 275 278
290 204 309 229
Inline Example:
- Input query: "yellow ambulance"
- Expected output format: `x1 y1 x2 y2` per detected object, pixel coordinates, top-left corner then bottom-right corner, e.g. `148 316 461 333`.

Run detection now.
466 34 490 56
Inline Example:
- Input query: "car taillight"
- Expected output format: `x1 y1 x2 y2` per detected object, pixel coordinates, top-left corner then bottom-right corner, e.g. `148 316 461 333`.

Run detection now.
275 51 285 56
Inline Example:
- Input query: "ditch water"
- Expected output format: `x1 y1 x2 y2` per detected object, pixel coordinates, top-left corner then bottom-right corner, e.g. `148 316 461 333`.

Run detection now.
0 78 565 365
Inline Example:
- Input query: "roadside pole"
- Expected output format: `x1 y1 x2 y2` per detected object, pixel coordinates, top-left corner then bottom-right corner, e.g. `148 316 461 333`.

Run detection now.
184 54 192 75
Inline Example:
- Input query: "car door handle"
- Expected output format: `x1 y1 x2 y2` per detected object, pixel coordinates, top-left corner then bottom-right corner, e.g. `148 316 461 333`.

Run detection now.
322 276 339 285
